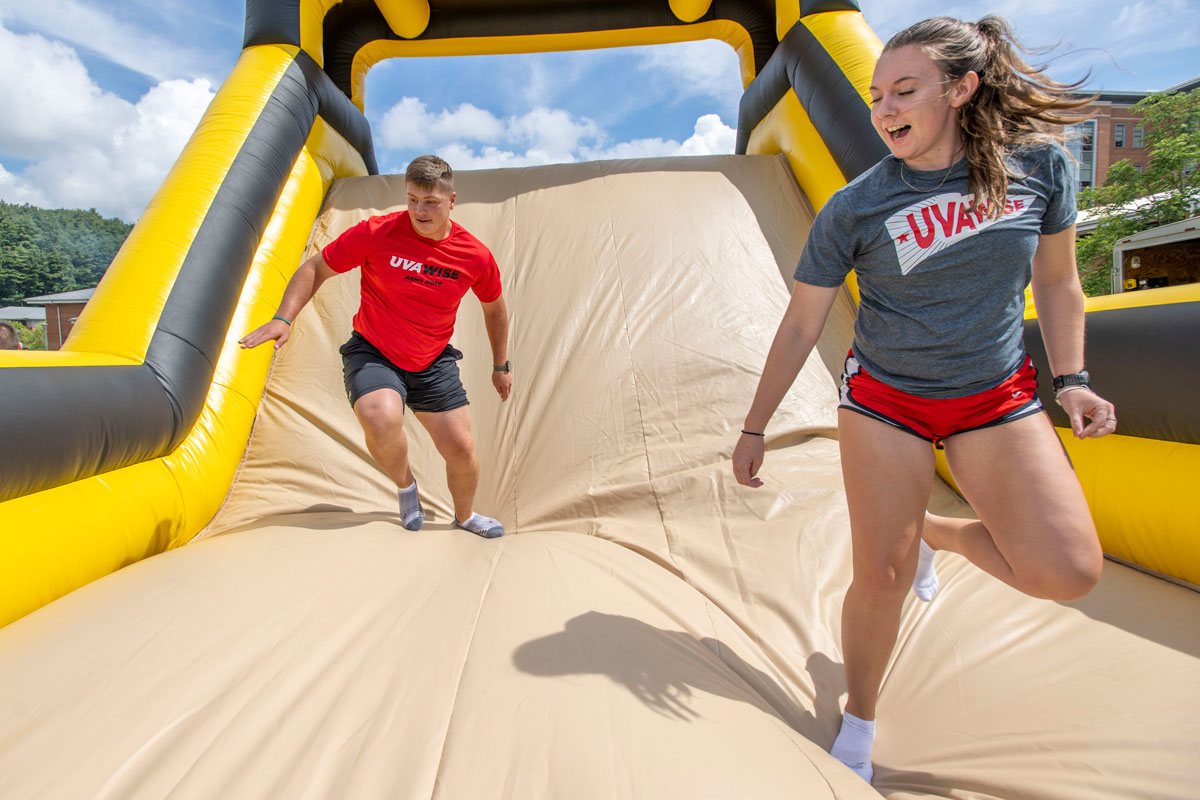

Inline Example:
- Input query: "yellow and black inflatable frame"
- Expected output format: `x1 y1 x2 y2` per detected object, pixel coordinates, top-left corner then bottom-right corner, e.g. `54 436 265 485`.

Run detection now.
0 0 1196 627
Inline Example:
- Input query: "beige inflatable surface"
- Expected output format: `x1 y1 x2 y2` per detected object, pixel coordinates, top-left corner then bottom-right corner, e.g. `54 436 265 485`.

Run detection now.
0 156 1197 799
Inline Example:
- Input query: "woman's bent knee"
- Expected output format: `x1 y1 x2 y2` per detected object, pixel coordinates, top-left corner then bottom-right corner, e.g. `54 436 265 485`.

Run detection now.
1018 538 1103 601
1045 552 1102 601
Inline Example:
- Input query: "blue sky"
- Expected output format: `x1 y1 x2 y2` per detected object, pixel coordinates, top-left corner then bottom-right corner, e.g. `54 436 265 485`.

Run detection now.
0 0 1196 221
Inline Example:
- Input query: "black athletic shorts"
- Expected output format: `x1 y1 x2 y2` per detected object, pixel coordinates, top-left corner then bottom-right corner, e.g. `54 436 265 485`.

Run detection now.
339 331 468 413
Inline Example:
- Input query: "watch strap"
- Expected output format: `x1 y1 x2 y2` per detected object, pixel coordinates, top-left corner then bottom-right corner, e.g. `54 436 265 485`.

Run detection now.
1052 371 1090 392
493 361 511 372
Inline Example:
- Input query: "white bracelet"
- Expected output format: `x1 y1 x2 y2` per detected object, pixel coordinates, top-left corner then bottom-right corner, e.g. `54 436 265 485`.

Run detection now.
1053 384 1088 406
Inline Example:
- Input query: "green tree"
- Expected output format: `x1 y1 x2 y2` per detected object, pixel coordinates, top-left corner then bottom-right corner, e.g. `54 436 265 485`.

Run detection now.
0 202 132 305
14 322 46 351
0 213 59 303
1076 89 1200 295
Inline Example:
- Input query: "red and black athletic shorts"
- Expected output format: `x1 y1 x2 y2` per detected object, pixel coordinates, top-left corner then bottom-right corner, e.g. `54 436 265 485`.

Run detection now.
838 350 1043 449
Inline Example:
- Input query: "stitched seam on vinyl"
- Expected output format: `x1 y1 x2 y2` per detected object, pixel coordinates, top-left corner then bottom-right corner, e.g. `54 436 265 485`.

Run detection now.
596 167 672 544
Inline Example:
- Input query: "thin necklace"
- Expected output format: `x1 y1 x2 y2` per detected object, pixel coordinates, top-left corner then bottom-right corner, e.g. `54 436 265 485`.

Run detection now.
899 160 954 193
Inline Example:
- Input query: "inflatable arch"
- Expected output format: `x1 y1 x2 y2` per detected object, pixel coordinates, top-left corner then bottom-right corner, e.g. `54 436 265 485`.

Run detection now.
0 2 1197 797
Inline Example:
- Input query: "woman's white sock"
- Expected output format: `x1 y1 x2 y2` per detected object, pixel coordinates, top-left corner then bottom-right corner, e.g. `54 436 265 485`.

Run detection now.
912 538 940 602
830 711 875 783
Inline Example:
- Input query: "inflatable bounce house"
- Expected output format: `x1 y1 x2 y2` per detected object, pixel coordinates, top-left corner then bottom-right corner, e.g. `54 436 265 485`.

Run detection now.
1 1 1197 796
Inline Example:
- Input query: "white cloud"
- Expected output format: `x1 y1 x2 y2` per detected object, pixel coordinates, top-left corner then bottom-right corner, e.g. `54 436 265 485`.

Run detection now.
380 97 436 149
581 114 736 161
380 97 506 150
580 138 680 161
677 113 737 156
0 25 215 221
520 58 560 108
634 39 744 103
381 98 604 165
0 0 214 82
0 163 47 206
1102 0 1200 56
0 25 128 160
420 112 735 170
507 107 601 162
436 143 538 171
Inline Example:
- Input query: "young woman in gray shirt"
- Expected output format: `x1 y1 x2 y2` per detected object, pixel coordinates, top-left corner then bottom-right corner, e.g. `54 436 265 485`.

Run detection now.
732 15 1117 784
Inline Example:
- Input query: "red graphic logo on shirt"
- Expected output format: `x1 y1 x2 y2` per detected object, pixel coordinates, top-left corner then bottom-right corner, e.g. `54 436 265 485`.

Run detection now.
885 192 1029 275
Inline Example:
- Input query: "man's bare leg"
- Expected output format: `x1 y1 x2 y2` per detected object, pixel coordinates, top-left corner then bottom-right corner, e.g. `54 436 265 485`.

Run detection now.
354 389 413 485
417 406 504 537
354 388 422 529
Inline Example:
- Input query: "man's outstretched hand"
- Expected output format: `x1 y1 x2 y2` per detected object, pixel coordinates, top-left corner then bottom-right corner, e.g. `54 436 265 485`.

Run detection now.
239 319 291 350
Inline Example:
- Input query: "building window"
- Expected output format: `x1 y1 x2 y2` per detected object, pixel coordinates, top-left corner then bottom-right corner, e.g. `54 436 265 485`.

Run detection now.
1133 125 1144 148
1114 123 1126 147
1134 164 1144 173
1065 119 1097 190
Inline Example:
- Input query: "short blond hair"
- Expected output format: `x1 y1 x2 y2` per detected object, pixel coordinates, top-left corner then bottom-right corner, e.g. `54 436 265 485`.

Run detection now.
0 321 19 350
406 155 454 194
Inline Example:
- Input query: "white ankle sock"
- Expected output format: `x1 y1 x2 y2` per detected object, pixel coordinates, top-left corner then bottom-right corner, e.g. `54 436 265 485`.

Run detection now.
455 512 505 538
830 711 875 784
397 481 423 530
912 538 940 602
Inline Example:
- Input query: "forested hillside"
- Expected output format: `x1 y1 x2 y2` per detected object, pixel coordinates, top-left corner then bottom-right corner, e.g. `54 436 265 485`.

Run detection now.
0 202 132 305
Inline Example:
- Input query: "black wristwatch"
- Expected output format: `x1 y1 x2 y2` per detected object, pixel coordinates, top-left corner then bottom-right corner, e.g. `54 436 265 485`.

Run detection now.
1052 371 1090 393
493 361 511 373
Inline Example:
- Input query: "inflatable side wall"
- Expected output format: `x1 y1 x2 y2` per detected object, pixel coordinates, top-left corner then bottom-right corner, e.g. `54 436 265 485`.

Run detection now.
0 43 375 624
1021 285 1200 581
0 0 1195 628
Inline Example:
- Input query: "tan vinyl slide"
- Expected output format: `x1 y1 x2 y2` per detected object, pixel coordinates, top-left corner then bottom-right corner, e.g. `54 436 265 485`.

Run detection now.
0 156 1196 799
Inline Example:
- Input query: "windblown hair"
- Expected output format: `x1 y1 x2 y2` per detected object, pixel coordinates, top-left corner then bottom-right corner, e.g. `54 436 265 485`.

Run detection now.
406 154 454 194
886 16 1093 217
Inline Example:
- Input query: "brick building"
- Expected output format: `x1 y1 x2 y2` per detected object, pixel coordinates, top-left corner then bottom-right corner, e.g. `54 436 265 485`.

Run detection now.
24 288 95 351
1065 75 1200 193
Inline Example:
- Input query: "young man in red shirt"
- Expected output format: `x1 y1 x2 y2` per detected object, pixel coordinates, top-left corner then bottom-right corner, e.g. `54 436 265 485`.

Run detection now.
241 155 512 538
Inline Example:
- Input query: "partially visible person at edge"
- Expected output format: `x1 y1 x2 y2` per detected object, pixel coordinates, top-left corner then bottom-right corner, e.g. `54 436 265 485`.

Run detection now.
0 321 22 350
241 155 512 539
732 16 1115 784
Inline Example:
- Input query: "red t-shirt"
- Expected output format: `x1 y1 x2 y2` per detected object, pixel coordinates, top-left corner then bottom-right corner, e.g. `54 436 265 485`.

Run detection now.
322 210 503 371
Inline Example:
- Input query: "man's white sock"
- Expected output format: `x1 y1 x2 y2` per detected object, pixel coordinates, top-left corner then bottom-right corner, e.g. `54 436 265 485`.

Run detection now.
454 511 505 539
398 480 424 531
912 538 940 602
830 711 875 784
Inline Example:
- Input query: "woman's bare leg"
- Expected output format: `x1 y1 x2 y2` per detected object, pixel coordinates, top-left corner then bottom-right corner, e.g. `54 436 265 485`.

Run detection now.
925 412 1102 601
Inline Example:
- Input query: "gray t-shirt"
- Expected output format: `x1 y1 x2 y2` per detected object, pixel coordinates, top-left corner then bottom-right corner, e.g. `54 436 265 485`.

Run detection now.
795 142 1076 397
